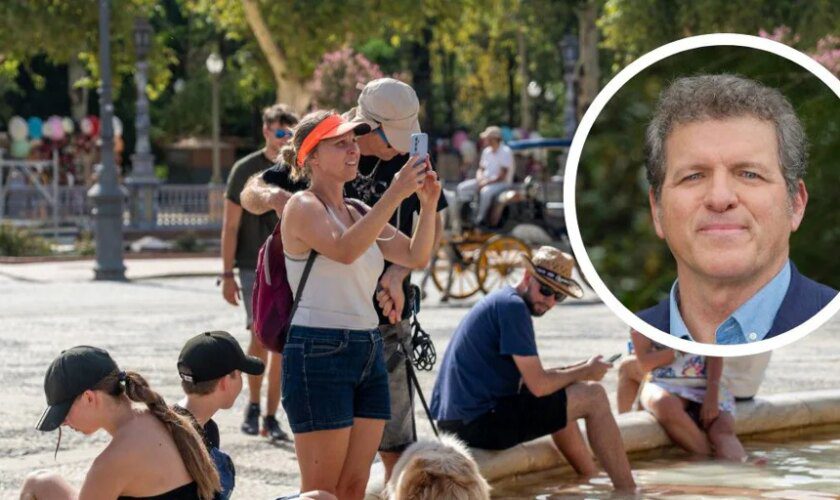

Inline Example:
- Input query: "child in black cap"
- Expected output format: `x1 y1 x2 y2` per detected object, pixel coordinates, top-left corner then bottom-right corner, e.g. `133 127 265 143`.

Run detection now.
175 331 266 500
21 346 220 500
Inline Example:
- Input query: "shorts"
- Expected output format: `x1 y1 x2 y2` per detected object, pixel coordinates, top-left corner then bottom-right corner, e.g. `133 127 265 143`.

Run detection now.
379 320 416 452
238 268 256 329
210 447 235 500
438 387 568 450
683 400 735 428
684 400 703 427
281 326 390 434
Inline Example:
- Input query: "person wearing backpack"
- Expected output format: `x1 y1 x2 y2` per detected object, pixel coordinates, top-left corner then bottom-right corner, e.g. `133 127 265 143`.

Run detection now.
221 104 303 441
242 79 448 483
278 110 440 500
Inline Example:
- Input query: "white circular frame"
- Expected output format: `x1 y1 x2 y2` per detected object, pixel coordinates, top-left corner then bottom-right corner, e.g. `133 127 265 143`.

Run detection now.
563 33 840 357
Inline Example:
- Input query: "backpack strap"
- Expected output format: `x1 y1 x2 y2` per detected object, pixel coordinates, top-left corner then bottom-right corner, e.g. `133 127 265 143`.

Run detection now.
345 198 369 217
284 191 328 343
285 249 317 344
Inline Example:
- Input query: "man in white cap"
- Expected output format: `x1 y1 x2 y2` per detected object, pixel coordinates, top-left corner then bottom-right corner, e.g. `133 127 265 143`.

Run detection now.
454 125 515 227
430 246 636 491
240 78 447 481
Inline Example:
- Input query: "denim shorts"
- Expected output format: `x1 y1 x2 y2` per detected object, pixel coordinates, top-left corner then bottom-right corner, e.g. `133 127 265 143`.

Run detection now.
282 325 391 433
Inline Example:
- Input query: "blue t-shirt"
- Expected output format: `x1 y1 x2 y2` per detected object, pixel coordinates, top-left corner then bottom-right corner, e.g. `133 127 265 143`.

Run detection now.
430 286 538 422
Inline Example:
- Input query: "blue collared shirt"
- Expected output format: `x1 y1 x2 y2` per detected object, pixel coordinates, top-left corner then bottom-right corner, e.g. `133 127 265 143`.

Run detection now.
669 260 792 345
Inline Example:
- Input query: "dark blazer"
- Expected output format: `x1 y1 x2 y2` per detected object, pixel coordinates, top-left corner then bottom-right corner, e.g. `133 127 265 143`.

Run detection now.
637 263 837 340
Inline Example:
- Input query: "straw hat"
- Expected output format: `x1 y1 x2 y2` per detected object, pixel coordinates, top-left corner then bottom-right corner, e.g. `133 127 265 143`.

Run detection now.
520 246 584 299
479 125 502 140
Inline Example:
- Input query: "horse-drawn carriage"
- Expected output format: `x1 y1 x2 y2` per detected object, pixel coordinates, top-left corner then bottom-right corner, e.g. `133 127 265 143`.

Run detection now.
427 138 575 300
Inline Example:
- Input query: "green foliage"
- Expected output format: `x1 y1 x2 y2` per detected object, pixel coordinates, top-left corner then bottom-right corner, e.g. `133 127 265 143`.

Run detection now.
428 0 574 132
174 231 204 253
76 231 96 257
154 164 169 181
599 0 840 65
187 0 413 80
577 46 840 311
186 0 576 136
0 1 176 101
0 224 53 257
0 64 21 117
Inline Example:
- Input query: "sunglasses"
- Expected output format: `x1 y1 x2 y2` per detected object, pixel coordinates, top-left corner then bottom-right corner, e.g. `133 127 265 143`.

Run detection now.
375 127 392 149
274 128 292 139
538 284 567 302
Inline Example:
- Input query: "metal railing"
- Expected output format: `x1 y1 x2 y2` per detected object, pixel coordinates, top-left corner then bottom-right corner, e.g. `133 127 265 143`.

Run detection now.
157 184 223 229
0 183 224 232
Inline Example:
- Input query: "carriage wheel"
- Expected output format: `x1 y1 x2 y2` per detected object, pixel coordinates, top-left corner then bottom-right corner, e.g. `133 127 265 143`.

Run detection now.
430 241 483 299
477 236 531 294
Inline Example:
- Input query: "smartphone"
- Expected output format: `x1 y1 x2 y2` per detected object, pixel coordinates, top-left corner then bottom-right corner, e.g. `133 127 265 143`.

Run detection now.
607 353 622 364
410 132 429 167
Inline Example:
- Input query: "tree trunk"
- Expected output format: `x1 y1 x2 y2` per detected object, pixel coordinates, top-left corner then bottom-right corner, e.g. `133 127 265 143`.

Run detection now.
507 50 516 126
577 0 600 119
444 50 456 134
517 23 532 131
68 57 88 122
409 23 434 134
240 0 310 112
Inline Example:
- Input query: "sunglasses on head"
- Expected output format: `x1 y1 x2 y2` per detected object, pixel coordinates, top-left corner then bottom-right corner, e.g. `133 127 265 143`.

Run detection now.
274 129 292 139
538 284 567 302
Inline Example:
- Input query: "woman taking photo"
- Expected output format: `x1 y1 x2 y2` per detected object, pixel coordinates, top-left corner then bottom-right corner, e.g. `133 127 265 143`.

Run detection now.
21 346 220 500
280 110 440 499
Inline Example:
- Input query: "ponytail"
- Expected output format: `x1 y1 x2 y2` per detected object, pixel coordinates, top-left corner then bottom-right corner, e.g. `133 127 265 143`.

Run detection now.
97 371 221 500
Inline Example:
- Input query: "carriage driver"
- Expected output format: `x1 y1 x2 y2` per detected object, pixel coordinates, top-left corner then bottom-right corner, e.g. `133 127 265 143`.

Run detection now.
454 126 515 227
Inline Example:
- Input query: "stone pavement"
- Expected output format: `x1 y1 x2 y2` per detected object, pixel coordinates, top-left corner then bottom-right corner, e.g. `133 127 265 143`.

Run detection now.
0 256 218 282
1 259 838 498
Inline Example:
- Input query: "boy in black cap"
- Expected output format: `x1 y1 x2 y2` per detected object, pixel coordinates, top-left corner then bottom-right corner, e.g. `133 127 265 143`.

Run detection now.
175 331 266 499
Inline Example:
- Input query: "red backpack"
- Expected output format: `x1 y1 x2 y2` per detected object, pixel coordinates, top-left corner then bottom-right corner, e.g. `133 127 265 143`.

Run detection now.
251 221 317 353
251 198 367 353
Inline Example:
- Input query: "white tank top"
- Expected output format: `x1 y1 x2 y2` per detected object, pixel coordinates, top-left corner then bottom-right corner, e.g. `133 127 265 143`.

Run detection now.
285 202 383 330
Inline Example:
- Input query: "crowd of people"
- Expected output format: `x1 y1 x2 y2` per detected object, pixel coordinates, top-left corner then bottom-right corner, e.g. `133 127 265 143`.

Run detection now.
20 73 837 499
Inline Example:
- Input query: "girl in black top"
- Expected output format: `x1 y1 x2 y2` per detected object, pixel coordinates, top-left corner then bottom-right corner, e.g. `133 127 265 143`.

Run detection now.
21 346 220 500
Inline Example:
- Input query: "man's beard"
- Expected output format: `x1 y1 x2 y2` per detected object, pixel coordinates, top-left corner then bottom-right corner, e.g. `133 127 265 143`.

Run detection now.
521 293 547 317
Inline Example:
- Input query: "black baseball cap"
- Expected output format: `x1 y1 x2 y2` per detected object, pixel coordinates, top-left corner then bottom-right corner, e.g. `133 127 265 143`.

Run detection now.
178 331 265 383
37 346 119 432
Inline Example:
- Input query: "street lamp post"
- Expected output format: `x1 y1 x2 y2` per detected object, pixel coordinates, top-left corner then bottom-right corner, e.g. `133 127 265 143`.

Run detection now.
560 34 580 139
206 52 223 185
205 52 224 223
125 16 160 230
88 0 126 280
527 80 542 133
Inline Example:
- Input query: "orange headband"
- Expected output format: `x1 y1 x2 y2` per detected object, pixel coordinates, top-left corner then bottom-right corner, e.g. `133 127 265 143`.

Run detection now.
296 114 346 167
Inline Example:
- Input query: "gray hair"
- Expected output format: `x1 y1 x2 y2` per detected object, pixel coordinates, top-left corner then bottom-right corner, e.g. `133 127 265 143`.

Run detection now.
645 74 807 201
